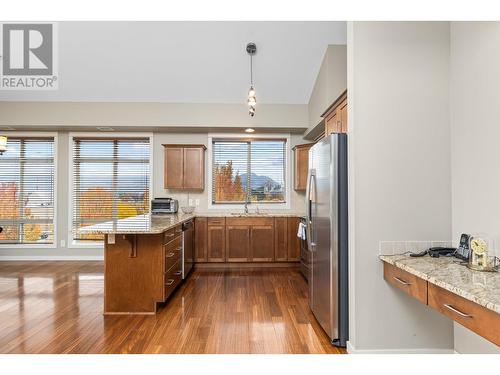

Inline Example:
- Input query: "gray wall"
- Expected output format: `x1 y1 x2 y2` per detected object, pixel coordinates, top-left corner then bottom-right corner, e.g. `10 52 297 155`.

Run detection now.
347 21 454 352
307 45 347 129
450 21 500 354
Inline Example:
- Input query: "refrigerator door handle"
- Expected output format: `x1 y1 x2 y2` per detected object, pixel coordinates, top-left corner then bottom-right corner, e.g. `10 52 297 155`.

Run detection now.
306 169 316 251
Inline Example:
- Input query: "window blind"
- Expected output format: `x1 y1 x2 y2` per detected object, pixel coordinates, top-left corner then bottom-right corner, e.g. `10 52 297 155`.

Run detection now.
212 139 286 204
72 138 150 241
0 137 55 244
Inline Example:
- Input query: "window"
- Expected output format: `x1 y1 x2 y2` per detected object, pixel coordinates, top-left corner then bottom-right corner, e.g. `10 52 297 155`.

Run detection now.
0 137 55 245
71 137 150 242
212 139 286 204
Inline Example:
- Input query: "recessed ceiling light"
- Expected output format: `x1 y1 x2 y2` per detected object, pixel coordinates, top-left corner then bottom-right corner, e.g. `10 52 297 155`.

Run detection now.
245 128 255 133
97 127 114 131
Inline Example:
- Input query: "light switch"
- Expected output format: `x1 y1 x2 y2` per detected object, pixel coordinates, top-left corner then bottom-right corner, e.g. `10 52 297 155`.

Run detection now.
108 234 115 244
60 239 66 247
189 199 194 206
195 199 200 206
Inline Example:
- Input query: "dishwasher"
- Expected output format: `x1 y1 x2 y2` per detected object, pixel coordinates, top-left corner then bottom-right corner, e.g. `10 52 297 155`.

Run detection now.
182 220 194 278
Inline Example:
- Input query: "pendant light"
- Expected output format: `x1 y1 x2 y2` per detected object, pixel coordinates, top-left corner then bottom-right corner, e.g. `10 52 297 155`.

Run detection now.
0 136 7 155
246 42 257 117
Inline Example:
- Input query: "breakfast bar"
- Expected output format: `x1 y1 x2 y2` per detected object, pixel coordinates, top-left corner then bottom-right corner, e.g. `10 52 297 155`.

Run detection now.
380 255 500 346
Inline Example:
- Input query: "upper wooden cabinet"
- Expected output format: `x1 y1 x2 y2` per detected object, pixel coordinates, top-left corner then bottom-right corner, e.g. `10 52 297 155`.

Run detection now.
163 144 206 190
292 143 314 191
323 91 348 137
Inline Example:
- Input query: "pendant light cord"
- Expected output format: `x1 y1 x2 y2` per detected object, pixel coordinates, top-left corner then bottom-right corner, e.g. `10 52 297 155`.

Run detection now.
250 54 253 86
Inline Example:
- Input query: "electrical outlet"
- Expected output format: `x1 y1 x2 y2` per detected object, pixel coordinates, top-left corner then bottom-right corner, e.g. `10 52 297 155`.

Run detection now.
60 239 66 247
108 234 115 244
189 199 194 206
195 199 200 206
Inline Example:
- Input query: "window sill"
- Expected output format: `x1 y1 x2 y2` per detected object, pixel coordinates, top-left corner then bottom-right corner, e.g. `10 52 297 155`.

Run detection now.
0 243 57 249
68 241 104 249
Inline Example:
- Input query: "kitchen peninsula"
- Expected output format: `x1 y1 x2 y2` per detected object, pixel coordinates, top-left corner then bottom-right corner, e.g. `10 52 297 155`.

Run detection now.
81 212 304 315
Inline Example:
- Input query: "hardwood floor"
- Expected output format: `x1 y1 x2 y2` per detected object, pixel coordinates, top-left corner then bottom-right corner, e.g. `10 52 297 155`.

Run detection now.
0 261 345 354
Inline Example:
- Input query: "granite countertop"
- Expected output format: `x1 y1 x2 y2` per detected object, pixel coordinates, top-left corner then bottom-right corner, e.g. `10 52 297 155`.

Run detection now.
78 211 305 235
380 254 500 314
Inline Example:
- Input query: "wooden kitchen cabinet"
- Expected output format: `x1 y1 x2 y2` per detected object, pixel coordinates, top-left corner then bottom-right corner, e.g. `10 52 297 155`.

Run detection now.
274 217 288 261
194 217 208 262
293 143 314 191
287 217 301 261
226 225 250 262
207 218 225 262
250 224 275 262
323 91 347 137
163 144 206 190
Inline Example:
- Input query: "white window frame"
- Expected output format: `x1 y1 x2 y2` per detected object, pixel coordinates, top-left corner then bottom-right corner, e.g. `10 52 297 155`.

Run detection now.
0 131 58 249
207 133 291 210
67 132 154 248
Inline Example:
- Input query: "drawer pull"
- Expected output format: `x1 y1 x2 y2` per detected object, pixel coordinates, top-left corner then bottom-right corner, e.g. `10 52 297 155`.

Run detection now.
175 230 182 234
166 252 175 258
165 233 174 238
393 276 411 286
174 271 182 276
166 279 175 286
443 304 473 318
176 247 182 251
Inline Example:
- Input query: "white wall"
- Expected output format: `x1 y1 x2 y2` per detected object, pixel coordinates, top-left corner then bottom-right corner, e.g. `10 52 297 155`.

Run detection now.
450 21 500 354
348 21 454 353
307 45 347 130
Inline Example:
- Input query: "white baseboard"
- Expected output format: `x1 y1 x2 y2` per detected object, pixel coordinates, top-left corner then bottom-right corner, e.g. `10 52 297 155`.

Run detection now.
0 255 103 261
346 341 455 354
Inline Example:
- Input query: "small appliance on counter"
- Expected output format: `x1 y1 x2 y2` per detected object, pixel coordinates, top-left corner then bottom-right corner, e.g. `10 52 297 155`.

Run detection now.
151 198 179 214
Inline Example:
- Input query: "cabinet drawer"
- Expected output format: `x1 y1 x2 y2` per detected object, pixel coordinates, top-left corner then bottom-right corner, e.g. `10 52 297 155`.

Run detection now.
226 217 274 226
165 235 182 252
163 228 176 243
164 245 182 272
383 262 427 304
428 283 500 346
164 260 182 300
208 217 225 226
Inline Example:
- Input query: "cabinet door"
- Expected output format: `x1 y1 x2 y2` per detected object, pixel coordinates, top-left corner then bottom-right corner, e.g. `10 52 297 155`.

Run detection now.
294 146 311 191
339 99 348 133
207 225 225 262
250 225 274 262
274 217 288 261
183 147 205 190
194 217 208 262
325 111 338 136
164 147 184 189
287 217 301 261
226 225 250 262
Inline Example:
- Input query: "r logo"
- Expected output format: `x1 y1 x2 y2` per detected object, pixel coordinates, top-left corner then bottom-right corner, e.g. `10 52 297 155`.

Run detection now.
2 23 53 76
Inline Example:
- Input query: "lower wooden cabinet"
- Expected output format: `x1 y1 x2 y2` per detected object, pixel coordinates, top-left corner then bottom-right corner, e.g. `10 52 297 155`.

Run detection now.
250 224 274 262
383 262 427 304
226 225 250 262
274 217 288 261
194 217 208 262
195 216 301 263
287 217 301 261
207 218 225 262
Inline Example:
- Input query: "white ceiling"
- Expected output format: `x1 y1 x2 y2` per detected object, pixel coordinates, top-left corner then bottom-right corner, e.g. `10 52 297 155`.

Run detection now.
0 21 346 104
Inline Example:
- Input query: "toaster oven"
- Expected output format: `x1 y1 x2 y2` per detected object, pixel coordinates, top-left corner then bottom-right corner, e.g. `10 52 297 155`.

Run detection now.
151 198 179 214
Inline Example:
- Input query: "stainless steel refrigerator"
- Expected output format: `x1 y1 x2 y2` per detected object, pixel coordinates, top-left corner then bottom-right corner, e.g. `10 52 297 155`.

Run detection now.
306 133 348 347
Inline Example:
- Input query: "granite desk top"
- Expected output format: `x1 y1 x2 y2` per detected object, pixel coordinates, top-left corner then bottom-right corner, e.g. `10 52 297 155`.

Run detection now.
380 254 500 314
78 212 305 235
